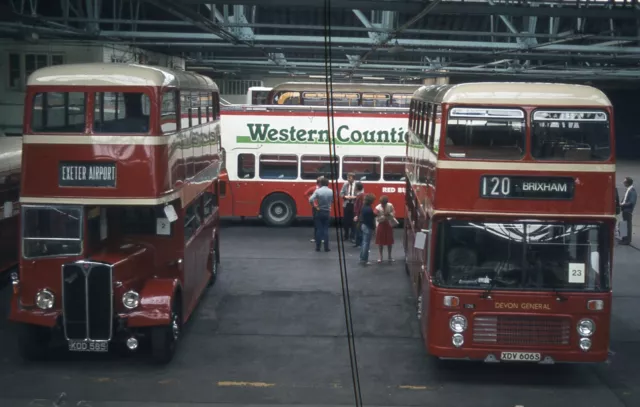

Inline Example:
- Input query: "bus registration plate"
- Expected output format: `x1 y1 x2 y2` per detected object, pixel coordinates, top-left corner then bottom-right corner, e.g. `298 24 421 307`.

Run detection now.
68 340 108 352
500 352 541 362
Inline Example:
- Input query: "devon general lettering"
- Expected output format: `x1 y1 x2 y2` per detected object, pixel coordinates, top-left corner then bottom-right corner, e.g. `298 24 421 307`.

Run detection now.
495 302 551 310
246 123 406 144
61 165 116 182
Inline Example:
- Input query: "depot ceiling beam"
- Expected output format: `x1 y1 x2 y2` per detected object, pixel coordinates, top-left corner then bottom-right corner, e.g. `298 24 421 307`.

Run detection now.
39 17 640 42
190 59 640 78
178 0 640 19
98 31 640 54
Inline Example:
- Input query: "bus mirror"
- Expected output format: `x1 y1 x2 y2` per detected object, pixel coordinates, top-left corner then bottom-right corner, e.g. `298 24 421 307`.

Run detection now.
163 204 178 223
4 201 12 219
414 230 429 249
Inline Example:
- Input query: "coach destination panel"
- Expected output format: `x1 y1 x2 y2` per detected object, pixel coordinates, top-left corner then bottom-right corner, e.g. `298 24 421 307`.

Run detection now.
59 161 117 187
480 176 575 200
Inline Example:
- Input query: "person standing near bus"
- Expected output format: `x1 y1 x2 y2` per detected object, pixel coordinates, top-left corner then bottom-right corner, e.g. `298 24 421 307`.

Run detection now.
309 177 333 252
352 181 365 248
340 172 357 241
359 193 376 265
620 176 637 245
305 176 324 243
374 195 397 262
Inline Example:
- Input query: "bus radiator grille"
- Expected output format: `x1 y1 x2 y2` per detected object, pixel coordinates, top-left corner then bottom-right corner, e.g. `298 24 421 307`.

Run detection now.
62 262 113 341
472 315 571 346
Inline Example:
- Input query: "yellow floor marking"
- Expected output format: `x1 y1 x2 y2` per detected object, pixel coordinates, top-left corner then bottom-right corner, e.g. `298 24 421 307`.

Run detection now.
217 381 276 388
92 377 112 383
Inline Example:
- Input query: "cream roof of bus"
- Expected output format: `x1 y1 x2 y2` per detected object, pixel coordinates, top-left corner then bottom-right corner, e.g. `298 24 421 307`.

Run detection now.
0 137 22 175
27 63 218 91
412 82 612 107
270 82 420 93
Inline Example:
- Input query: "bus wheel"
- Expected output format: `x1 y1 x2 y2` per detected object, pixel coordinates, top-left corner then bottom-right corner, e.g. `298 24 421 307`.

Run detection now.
208 242 220 287
262 193 296 226
18 324 50 361
151 296 182 364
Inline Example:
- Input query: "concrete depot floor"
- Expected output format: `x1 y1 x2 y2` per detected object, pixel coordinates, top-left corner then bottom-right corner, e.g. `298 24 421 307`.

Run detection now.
0 220 639 407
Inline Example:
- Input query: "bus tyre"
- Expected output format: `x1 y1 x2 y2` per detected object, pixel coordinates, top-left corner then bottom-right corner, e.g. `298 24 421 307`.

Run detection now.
151 297 182 364
262 193 296 226
18 324 50 361
208 242 220 287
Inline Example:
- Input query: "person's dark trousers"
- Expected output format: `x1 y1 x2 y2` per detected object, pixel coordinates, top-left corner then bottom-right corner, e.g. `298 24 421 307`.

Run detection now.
622 211 633 243
315 210 330 251
311 207 318 240
343 203 354 240
354 222 363 247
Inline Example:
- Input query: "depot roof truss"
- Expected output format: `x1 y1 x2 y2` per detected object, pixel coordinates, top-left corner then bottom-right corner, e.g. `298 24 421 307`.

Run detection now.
2 0 640 80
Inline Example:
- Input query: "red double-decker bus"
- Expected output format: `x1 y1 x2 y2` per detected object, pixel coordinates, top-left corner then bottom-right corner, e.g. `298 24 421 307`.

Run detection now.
0 136 21 276
10 63 222 364
404 82 615 364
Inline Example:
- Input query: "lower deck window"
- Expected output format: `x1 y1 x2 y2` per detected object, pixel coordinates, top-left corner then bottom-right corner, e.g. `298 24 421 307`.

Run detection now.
433 220 610 292
259 154 298 180
22 205 82 258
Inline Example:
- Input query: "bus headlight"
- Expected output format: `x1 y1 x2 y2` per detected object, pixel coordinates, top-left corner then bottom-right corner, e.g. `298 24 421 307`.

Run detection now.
579 337 592 351
452 333 464 348
35 289 55 310
577 318 595 337
122 290 140 309
449 314 467 333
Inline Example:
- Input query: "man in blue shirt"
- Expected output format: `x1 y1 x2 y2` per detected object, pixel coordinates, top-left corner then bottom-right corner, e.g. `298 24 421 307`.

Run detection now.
309 177 334 252
620 177 637 245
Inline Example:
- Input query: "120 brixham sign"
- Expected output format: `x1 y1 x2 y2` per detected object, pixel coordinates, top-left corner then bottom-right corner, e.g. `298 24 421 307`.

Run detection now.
240 123 408 145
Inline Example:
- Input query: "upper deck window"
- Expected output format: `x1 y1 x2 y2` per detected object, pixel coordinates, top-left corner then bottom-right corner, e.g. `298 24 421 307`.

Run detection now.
445 107 525 160
273 91 301 105
362 93 390 107
22 205 82 259
94 92 150 133
302 92 360 107
391 94 412 108
531 110 610 161
31 92 86 133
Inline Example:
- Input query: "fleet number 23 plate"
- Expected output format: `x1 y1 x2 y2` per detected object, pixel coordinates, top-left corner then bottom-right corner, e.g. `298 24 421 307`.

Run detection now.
68 340 109 352
500 352 541 362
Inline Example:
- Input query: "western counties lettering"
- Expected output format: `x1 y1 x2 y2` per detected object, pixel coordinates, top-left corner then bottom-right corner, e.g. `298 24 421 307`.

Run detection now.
245 123 406 144
495 302 551 311
521 182 568 193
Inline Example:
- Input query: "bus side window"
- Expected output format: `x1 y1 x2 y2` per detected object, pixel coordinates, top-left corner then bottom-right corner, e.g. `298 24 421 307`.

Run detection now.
409 100 415 130
428 104 438 150
180 92 190 128
259 154 298 180
274 91 300 105
383 157 406 182
301 155 339 180
342 156 381 181
203 191 216 218
31 91 87 133
161 91 178 133
418 102 426 142
238 153 255 179
213 92 220 120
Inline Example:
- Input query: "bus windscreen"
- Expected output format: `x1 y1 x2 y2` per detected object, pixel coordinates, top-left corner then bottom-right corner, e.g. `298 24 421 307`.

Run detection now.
531 110 610 161
432 220 611 292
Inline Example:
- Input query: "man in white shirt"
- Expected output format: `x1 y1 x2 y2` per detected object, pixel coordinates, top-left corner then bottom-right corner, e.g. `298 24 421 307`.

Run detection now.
339 172 357 241
620 177 637 245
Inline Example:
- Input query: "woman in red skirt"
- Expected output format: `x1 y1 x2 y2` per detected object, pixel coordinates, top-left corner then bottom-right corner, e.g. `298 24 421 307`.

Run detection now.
374 195 397 263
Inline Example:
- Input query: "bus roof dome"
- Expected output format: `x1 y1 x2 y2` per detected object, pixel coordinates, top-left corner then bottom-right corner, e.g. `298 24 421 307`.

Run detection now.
27 63 218 91
413 82 611 107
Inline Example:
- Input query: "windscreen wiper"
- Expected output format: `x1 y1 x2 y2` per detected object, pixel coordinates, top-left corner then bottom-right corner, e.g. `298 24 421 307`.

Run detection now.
480 278 498 299
551 286 568 302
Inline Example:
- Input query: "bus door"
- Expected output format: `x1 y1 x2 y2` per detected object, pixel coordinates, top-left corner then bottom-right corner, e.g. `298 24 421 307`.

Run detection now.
229 151 259 216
